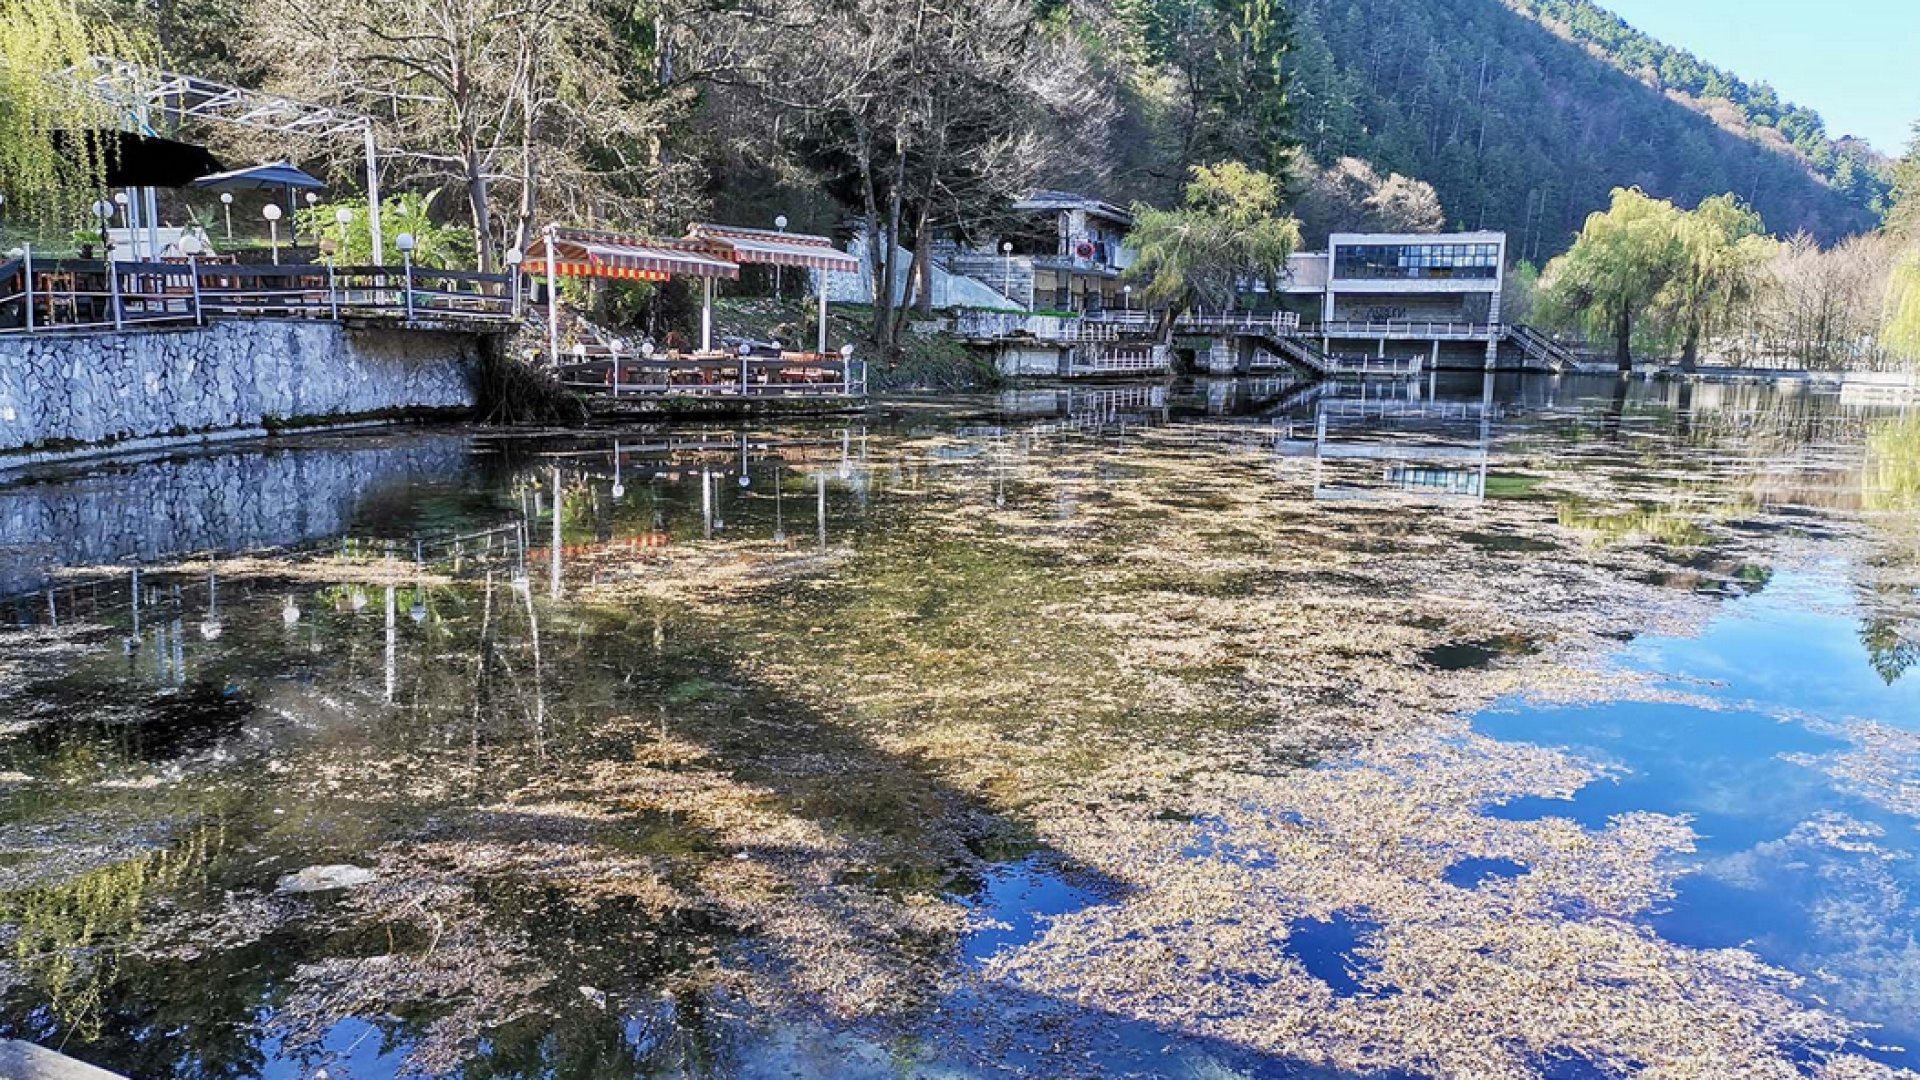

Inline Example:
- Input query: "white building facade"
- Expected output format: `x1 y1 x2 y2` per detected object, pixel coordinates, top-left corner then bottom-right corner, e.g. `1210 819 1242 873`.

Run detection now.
1280 231 1509 367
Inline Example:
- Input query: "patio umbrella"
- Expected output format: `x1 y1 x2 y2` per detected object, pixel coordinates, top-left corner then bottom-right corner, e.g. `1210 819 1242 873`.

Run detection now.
193 163 328 249
190 162 326 191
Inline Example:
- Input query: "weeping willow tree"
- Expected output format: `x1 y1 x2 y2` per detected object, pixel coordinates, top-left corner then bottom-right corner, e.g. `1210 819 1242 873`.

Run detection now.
1887 251 1920 365
1125 161 1302 338
0 0 147 225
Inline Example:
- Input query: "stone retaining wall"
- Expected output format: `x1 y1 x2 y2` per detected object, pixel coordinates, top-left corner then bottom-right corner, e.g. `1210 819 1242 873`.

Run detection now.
0 321 480 452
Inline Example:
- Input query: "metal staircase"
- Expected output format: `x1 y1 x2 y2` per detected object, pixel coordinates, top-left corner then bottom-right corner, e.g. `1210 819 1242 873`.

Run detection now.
1507 324 1577 372
1266 334 1334 377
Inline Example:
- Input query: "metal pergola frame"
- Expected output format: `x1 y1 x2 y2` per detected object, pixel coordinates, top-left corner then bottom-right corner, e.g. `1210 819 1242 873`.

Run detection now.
66 57 387 262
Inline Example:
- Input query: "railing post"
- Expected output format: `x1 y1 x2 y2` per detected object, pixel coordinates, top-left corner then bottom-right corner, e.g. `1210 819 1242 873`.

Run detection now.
107 259 124 331
21 244 34 333
328 261 339 320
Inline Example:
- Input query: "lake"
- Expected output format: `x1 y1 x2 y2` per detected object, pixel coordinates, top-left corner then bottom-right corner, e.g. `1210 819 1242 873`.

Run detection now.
1 374 1916 1079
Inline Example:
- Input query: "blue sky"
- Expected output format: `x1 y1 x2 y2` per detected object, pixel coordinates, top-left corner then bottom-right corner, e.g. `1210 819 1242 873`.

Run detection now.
1596 0 1919 155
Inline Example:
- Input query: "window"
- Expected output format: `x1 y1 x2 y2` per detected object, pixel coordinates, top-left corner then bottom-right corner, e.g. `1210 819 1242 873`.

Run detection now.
1333 242 1500 281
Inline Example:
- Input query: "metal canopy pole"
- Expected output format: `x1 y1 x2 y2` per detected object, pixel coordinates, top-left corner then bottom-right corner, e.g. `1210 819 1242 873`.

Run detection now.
816 279 828 354
363 123 384 264
544 225 560 367
701 277 714 352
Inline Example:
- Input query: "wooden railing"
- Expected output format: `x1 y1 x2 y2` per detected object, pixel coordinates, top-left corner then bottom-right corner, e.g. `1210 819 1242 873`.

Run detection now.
555 351 867 399
0 253 515 335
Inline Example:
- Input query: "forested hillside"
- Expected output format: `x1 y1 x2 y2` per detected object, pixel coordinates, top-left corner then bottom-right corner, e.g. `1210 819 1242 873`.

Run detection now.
1507 0 1889 210
1281 0 1884 258
53 0 1894 270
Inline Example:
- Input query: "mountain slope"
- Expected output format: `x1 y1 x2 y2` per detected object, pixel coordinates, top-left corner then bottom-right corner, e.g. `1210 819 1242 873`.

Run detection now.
1284 0 1883 259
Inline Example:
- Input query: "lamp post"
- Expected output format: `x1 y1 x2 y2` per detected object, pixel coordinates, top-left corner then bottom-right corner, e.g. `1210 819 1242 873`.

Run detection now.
334 206 354 261
505 245 523 318
773 214 788 298
262 203 283 264
1123 283 1132 313
1001 240 1014 307
92 199 114 255
395 232 416 319
179 234 205 324
219 192 234 241
301 191 318 248
113 192 132 260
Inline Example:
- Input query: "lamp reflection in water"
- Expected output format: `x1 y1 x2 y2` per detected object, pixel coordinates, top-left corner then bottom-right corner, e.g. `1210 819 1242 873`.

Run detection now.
773 463 786 544
199 565 222 640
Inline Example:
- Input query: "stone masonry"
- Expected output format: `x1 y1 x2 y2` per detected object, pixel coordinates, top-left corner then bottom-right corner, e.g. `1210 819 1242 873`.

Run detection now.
0 320 479 452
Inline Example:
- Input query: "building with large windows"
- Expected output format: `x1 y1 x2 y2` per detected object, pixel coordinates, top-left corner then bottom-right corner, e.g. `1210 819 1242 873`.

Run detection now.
1276 231 1509 368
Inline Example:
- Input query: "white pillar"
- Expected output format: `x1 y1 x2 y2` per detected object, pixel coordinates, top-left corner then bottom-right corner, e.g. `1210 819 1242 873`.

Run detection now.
142 187 161 266
701 276 714 352
364 124 384 264
545 225 560 368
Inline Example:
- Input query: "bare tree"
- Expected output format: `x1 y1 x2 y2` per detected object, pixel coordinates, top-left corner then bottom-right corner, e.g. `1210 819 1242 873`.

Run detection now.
255 0 693 269
677 0 1114 347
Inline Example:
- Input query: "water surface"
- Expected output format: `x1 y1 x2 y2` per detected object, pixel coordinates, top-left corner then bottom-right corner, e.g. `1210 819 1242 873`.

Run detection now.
1 374 1916 1079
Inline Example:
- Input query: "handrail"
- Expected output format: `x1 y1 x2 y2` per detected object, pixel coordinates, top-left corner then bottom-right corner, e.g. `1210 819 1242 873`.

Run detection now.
1314 319 1496 337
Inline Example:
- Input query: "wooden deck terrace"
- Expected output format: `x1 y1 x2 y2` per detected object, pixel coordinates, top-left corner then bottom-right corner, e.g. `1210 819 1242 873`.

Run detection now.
554 350 867 399
0 255 516 334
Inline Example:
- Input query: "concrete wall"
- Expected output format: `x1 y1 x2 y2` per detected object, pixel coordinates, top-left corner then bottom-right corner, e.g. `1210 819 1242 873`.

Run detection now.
0 320 480 452
993 344 1068 377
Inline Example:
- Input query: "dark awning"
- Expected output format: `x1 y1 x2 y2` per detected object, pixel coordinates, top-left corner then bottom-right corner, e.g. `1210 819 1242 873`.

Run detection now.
53 130 226 188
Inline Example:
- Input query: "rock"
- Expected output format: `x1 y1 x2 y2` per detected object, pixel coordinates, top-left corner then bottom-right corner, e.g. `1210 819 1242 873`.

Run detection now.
276 864 377 893
0 1039 134 1079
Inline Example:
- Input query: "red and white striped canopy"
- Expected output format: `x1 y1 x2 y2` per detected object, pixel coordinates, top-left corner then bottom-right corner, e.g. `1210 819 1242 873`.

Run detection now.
528 228 740 282
686 223 860 273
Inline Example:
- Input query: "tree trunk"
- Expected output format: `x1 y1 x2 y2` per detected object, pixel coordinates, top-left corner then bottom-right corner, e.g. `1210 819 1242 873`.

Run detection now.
1615 306 1634 373
853 124 891 349
1680 318 1700 371
468 166 494 274
909 199 936 318
875 142 908 350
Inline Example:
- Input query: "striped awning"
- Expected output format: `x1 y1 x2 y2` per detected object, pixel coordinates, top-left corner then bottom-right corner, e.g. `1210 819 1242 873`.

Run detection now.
686 224 860 272
529 228 740 281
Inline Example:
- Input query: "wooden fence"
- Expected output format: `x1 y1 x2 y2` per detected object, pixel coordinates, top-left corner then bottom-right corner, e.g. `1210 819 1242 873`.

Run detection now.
0 253 515 335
